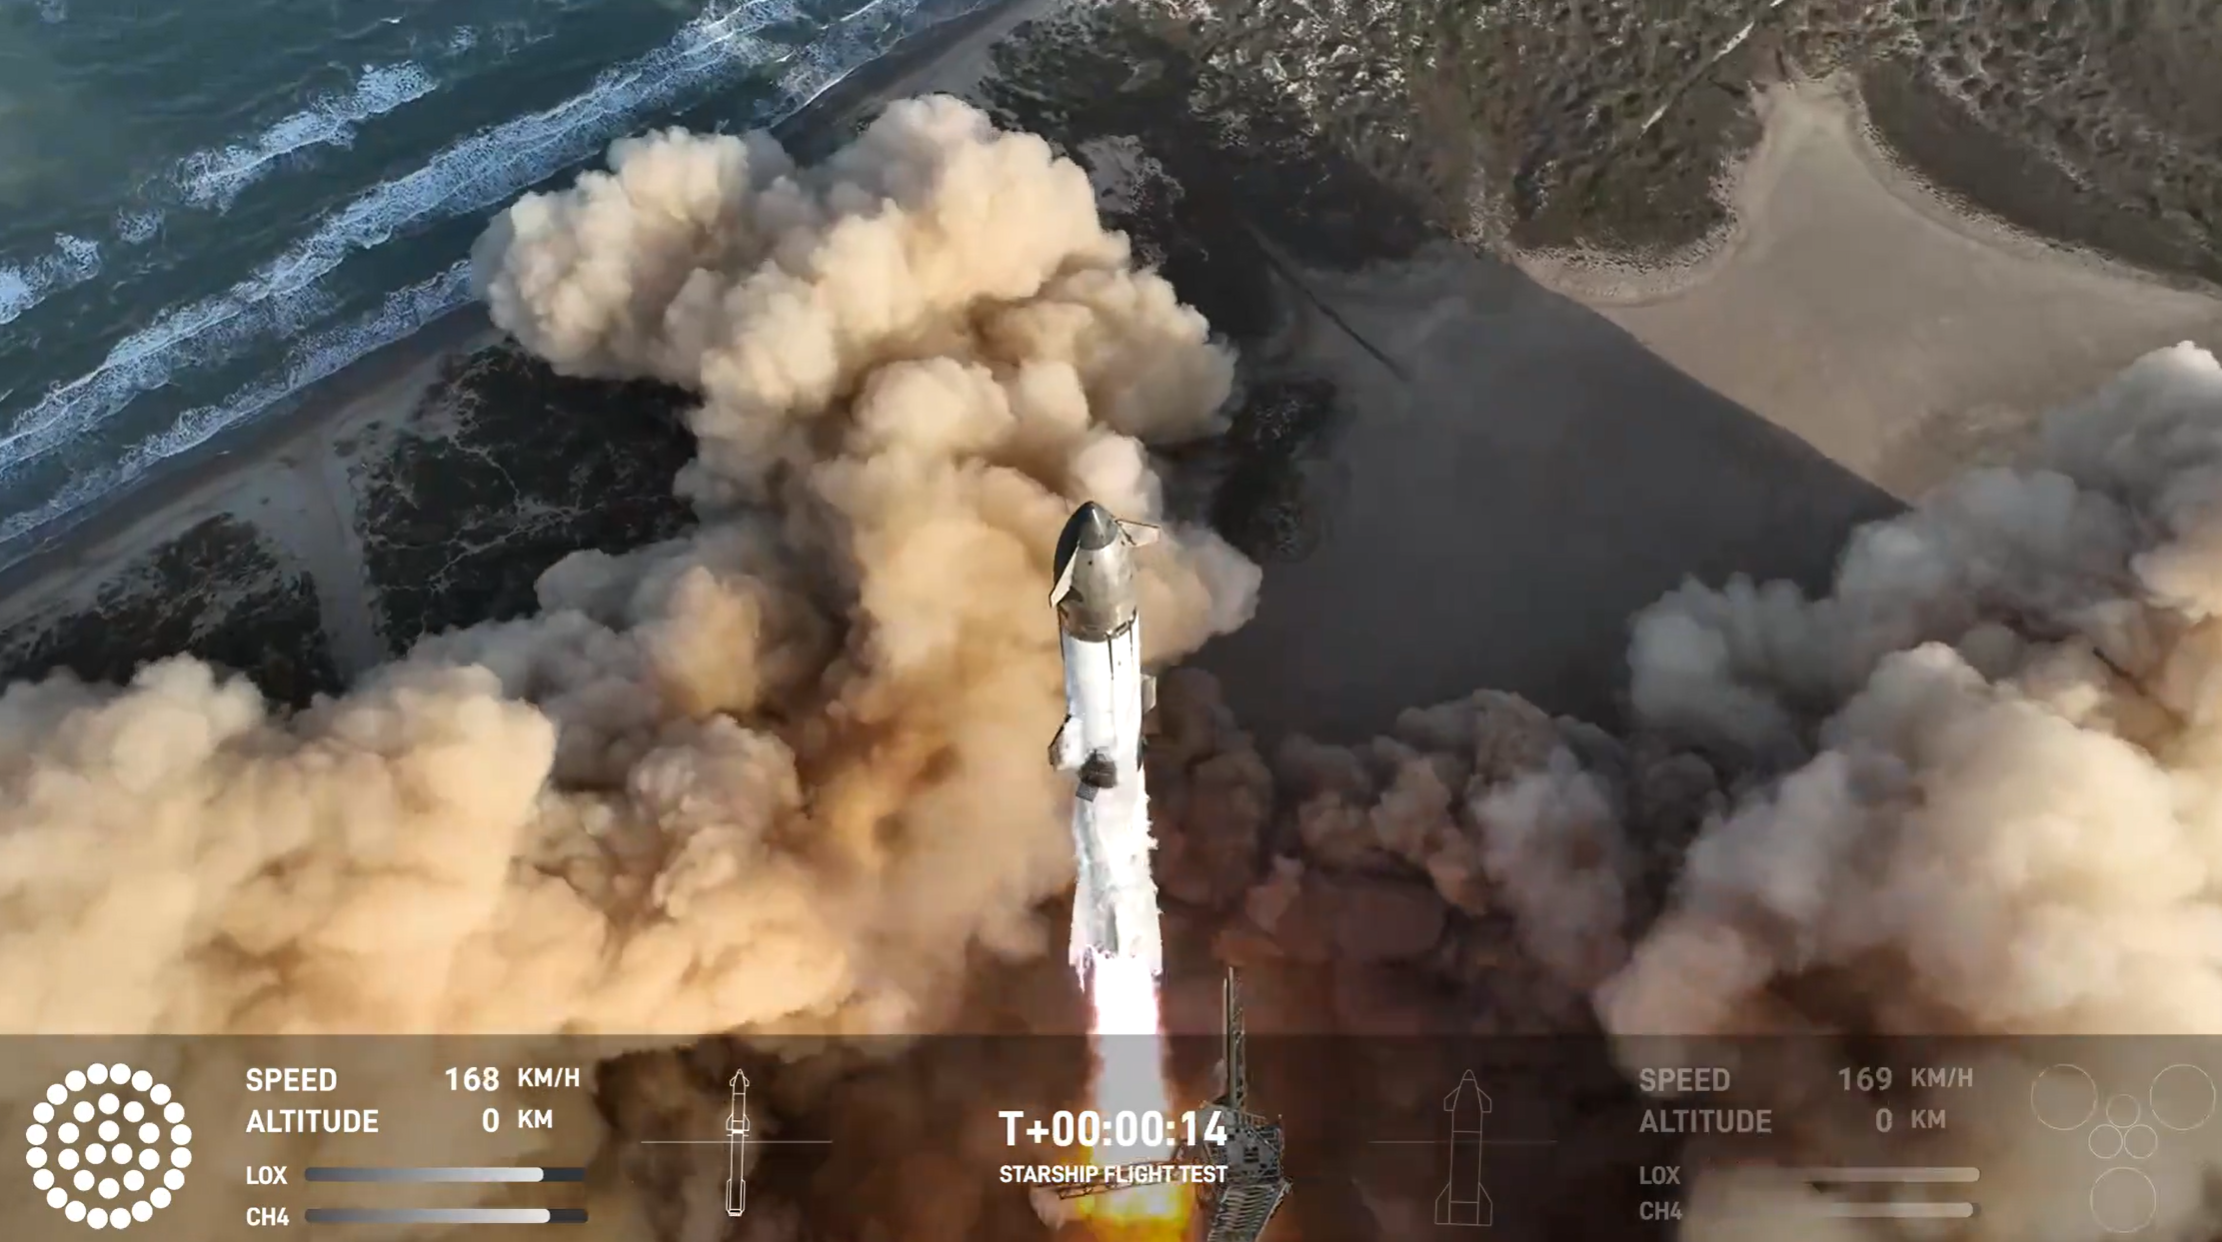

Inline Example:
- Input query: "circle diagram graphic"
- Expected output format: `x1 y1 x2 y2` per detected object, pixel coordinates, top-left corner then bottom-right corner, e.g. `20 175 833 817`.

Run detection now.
2150 1064 2216 1132
2032 1063 2099 1130
2091 1166 2157 1234
2106 1094 2143 1128
25 1063 189 1231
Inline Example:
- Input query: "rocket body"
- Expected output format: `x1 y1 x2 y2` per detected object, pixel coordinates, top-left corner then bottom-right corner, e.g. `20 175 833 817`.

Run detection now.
1049 502 1163 980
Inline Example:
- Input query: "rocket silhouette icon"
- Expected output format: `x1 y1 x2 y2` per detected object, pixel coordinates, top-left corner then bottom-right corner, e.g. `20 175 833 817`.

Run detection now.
1435 1071 1493 1227
725 1069 749 1218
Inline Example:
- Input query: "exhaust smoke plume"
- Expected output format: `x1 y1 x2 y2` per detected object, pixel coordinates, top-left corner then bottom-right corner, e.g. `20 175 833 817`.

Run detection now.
0 95 1259 1240
1594 342 2222 1241
6 82 2222 1242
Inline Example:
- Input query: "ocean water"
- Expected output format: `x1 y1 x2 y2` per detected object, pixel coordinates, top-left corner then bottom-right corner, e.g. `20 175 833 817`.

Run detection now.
0 0 985 558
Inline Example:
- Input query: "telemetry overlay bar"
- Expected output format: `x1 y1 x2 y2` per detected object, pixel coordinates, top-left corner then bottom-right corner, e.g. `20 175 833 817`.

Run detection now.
1819 1202 1976 1220
307 1167 587 1183
305 1208 589 1224
1787 1168 1981 1184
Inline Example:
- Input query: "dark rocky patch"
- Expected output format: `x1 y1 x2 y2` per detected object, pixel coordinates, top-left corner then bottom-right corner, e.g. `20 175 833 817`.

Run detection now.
985 9 1436 284
1200 378 1341 563
1160 0 1788 258
346 341 699 652
1106 0 2222 284
1862 59 2222 287
981 5 1452 556
0 514 338 707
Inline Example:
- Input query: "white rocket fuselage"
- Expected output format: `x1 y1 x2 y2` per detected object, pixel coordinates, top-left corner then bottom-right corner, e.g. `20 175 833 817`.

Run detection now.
1058 619 1160 976
1049 502 1164 980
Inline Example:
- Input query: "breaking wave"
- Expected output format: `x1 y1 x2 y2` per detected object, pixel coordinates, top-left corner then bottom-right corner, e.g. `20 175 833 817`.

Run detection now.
174 60 446 210
0 36 474 325
0 235 100 327
0 260 474 548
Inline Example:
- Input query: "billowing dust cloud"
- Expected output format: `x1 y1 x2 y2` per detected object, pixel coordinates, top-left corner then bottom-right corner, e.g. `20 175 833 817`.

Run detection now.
0 95 1258 1240
9 87 2222 1242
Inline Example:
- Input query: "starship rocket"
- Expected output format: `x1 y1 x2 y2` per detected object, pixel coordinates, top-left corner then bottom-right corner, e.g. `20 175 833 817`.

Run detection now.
1049 501 1164 980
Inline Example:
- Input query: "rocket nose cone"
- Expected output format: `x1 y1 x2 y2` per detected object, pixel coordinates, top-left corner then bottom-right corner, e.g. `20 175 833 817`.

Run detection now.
1053 502 1121 585
1067 502 1119 551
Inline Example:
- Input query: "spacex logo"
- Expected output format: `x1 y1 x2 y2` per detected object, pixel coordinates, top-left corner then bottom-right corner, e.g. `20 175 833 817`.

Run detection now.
24 1062 191 1231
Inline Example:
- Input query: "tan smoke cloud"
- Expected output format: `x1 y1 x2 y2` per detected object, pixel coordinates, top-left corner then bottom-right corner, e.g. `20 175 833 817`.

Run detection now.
1597 343 2222 1241
1602 346 2222 1046
0 95 1259 1241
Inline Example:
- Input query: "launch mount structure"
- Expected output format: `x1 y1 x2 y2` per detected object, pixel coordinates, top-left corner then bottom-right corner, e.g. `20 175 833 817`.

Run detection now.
1050 968 1293 1242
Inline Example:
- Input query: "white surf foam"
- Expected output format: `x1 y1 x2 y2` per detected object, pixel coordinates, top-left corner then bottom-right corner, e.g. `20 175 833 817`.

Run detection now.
176 61 444 210
0 260 473 550
114 210 163 246
147 259 474 464
0 0 814 472
0 235 100 326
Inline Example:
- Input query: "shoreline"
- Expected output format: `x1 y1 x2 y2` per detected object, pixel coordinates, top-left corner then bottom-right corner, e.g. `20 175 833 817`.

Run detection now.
0 309 500 603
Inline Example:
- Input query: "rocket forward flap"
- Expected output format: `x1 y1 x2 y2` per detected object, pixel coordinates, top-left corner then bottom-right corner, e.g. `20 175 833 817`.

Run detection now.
1142 672 1156 715
1120 519 1160 547
1049 553 1077 606
1050 717 1082 770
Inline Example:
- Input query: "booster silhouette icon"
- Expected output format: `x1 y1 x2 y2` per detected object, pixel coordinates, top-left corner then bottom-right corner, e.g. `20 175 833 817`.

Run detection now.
1436 1071 1492 1227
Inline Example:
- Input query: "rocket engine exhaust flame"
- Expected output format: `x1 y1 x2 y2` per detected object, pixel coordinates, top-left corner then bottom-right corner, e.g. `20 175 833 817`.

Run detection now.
1087 955 1174 1162
1079 956 1193 1237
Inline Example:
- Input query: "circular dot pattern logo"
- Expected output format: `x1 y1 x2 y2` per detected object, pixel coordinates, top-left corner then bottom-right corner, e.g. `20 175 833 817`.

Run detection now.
24 1062 191 1231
